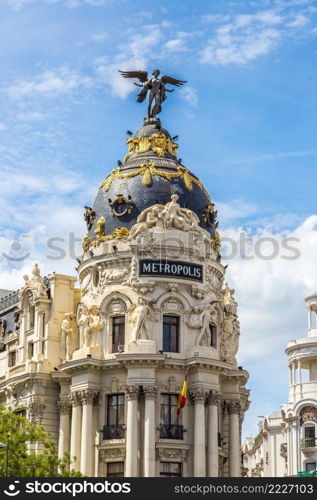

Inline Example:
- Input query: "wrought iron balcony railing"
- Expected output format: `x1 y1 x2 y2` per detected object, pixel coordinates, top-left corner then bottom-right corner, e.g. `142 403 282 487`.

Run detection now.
301 437 317 449
102 424 125 440
159 424 183 440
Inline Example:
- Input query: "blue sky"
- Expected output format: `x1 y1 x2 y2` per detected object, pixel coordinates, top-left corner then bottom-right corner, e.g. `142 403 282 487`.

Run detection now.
1 0 317 438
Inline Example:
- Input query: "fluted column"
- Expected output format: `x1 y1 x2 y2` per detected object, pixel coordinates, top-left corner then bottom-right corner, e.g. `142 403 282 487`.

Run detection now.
80 389 98 476
70 392 82 471
207 391 220 477
125 385 139 477
227 400 241 477
143 385 157 477
58 401 72 460
190 387 208 477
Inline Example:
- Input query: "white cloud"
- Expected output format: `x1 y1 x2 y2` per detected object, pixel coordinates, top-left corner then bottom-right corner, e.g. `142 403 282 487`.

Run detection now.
0 123 7 131
94 26 163 98
164 38 188 52
200 7 311 65
286 13 309 28
180 86 198 108
222 215 317 365
7 67 94 99
16 111 45 121
217 199 258 223
6 0 60 9
91 32 109 42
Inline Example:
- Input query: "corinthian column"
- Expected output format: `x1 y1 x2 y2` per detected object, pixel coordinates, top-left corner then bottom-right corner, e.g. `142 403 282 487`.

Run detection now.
125 385 139 477
207 391 220 477
58 401 72 459
227 400 241 477
190 387 208 477
80 389 98 476
143 385 157 477
70 392 82 471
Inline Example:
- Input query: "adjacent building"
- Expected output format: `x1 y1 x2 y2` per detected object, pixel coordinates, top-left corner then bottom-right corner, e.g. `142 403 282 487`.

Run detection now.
0 115 250 477
243 292 317 477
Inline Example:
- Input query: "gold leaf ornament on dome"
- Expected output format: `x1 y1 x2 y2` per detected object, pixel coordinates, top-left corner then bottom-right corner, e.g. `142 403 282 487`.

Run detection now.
82 226 130 250
99 162 210 200
124 133 178 162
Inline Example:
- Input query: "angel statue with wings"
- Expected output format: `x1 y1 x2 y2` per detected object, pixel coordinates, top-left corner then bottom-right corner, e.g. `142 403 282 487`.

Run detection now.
119 69 187 119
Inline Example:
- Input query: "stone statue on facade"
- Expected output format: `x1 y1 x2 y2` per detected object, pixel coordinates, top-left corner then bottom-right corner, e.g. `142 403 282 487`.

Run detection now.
61 313 78 361
196 304 217 347
77 304 104 348
220 285 240 363
78 305 90 347
22 264 47 298
119 69 187 118
130 297 152 342
87 305 104 347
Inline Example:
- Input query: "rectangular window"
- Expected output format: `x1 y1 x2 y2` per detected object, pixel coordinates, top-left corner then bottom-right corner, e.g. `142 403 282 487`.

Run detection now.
160 393 183 439
8 351 16 367
160 462 182 477
29 307 35 329
210 324 217 348
163 315 179 353
306 462 317 473
107 462 124 477
15 409 26 418
28 342 34 359
104 394 125 439
305 426 316 439
112 316 125 353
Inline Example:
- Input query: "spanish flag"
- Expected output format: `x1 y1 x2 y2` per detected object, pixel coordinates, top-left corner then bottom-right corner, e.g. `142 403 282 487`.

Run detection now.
176 375 187 415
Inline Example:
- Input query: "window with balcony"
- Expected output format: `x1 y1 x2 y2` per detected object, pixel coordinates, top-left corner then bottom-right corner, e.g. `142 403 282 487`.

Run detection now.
8 351 16 367
107 462 124 477
160 462 182 477
112 316 125 353
103 394 125 440
160 393 183 439
163 315 179 353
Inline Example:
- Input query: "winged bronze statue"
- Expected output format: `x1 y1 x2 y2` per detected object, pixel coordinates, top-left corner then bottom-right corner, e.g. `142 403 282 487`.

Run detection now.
119 69 187 119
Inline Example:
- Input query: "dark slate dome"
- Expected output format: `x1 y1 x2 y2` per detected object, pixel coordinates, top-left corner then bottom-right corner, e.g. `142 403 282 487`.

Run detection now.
87 118 216 239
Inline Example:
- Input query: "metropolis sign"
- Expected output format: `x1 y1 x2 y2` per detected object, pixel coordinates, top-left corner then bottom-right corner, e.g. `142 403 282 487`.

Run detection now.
139 260 203 282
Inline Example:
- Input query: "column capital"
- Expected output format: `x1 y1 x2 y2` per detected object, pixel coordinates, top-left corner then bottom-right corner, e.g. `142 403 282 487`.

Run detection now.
227 399 241 414
80 389 99 405
143 385 157 400
58 400 72 415
208 390 221 406
190 386 209 404
126 385 140 401
70 391 82 407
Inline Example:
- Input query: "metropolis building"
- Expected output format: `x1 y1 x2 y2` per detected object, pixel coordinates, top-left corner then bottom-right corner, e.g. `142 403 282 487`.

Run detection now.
243 293 317 477
0 108 250 477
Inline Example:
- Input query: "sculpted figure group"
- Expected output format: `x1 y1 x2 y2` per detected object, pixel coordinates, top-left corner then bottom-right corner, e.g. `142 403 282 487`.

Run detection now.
22 264 47 298
129 194 203 239
61 304 105 361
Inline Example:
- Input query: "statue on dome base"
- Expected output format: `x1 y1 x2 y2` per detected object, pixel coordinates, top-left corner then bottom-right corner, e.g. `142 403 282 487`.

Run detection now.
119 69 187 118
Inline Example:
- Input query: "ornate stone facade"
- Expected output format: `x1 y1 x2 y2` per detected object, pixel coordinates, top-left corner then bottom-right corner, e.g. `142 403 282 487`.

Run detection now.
0 115 250 477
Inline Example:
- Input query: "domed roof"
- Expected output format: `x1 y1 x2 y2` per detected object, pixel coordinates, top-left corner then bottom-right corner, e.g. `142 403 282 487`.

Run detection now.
86 118 217 241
